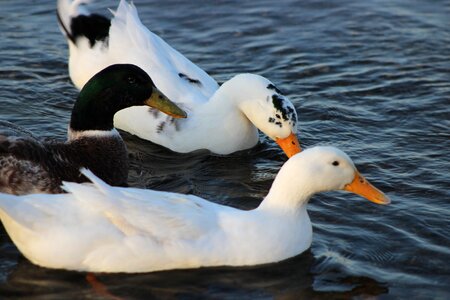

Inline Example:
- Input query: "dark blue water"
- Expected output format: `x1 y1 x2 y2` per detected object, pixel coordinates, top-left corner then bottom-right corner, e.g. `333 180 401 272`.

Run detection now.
0 0 449 298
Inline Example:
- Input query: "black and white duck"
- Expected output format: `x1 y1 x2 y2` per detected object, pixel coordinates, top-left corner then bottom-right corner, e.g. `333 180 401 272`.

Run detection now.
0 64 186 195
57 0 301 157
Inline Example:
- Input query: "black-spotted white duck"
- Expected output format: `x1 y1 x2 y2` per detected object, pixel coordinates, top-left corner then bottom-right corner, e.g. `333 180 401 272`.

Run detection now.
57 0 301 156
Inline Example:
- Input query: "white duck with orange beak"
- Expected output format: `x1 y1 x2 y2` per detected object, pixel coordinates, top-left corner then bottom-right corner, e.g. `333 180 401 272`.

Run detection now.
0 146 389 273
57 0 301 156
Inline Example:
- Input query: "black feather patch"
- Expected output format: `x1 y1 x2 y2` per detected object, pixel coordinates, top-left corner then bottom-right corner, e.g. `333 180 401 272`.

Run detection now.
70 14 111 47
170 118 180 131
179 73 202 86
272 94 297 124
156 121 166 133
148 108 160 118
267 83 282 94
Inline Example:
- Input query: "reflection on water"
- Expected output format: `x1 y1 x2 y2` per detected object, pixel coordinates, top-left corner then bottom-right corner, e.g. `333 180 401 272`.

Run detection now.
0 0 449 298
2 251 389 299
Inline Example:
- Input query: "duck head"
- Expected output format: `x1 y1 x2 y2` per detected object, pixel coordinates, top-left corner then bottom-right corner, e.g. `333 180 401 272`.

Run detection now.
229 74 301 157
305 147 390 205
261 146 390 211
70 64 186 133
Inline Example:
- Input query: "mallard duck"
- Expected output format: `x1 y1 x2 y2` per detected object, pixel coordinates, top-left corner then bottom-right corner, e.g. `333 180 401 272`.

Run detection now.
57 0 301 157
0 146 390 272
0 64 185 195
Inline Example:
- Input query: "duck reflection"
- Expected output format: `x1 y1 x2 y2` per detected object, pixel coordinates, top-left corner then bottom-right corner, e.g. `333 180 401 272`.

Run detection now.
1 246 387 299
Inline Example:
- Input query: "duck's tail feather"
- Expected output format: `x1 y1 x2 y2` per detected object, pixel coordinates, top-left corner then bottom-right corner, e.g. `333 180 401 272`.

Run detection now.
57 0 88 43
57 0 111 47
61 169 120 214
62 168 112 197
110 0 150 50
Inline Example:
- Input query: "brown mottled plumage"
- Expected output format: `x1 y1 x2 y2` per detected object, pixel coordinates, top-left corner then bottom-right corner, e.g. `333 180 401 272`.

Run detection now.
0 123 127 194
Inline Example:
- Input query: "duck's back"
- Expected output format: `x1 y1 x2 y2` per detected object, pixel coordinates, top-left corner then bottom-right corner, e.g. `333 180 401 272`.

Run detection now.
65 0 219 109
0 121 64 194
109 1 219 106
0 121 129 195
0 156 62 195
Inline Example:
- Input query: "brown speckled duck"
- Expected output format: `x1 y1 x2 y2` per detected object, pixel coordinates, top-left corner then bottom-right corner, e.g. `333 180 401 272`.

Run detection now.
0 64 186 195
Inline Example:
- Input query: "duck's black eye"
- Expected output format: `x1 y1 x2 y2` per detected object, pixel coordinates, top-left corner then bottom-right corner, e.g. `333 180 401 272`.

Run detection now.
332 161 339 166
127 76 136 84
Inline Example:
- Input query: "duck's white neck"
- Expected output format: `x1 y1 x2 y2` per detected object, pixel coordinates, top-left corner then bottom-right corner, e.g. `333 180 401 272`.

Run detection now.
198 76 264 129
203 79 247 112
256 157 317 214
181 82 258 154
257 175 313 214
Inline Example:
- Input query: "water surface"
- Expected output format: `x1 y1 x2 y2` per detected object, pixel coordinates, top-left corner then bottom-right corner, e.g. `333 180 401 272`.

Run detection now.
0 0 449 298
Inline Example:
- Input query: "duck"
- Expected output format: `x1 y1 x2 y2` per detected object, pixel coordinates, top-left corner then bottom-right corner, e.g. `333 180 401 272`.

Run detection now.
56 0 301 157
0 64 185 195
0 146 390 273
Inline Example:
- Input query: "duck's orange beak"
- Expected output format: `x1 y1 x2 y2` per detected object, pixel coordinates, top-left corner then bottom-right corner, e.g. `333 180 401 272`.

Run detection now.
344 171 390 205
275 132 301 158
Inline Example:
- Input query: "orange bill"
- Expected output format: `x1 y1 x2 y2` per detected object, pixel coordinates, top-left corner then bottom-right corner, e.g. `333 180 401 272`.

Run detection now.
276 132 302 158
344 171 390 205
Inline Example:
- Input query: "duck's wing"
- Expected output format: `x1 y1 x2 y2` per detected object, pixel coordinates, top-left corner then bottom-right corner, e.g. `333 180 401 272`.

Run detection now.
111 1 219 104
0 136 45 163
0 190 106 271
0 139 63 194
63 169 220 241
57 0 219 108
0 122 81 194
0 192 77 233
0 122 69 171
0 121 53 172
0 175 222 272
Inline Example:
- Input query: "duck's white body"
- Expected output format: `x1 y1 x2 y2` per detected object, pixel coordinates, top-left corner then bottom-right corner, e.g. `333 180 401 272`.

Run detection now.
0 146 389 273
57 0 300 155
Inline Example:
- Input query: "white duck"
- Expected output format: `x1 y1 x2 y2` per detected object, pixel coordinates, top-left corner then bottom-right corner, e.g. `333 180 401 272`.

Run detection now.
57 0 301 156
0 146 390 273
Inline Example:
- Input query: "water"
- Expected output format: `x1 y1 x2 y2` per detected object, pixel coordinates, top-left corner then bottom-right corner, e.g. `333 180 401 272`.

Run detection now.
0 0 449 298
